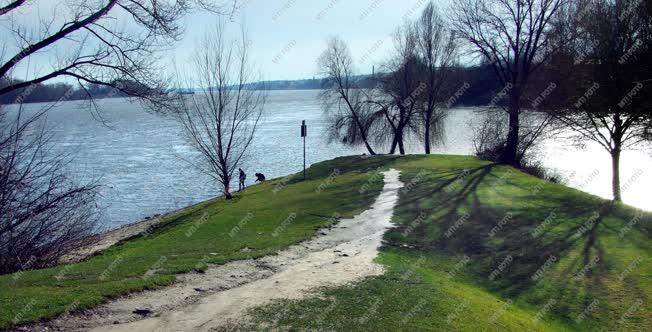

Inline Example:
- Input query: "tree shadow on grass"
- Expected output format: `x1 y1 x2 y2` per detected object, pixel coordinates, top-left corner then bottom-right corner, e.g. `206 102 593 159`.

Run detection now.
387 163 625 306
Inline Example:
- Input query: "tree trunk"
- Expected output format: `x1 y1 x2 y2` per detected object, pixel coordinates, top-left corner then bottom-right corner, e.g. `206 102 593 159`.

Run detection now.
362 140 376 155
353 115 376 155
501 98 520 166
223 176 233 200
611 148 622 202
342 93 376 155
390 135 398 154
611 114 624 202
354 120 375 155
397 129 406 155
424 114 431 154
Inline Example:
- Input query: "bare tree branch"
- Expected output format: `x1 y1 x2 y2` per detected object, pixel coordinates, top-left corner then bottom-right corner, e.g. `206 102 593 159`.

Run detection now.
0 103 100 273
0 0 27 16
0 0 238 114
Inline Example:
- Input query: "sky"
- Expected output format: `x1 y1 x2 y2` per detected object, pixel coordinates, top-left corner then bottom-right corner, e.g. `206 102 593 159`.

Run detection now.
166 0 450 81
0 0 452 83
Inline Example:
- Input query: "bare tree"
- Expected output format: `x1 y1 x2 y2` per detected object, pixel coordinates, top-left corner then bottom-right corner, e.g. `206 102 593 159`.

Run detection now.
451 0 564 166
175 23 265 200
0 104 100 274
0 0 238 273
552 0 652 201
415 1 458 154
318 37 376 155
0 0 239 112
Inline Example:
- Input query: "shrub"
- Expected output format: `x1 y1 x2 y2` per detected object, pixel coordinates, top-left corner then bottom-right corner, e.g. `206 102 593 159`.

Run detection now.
0 109 99 274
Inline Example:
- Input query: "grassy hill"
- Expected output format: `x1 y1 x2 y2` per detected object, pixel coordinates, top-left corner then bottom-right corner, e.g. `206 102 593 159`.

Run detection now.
1 155 650 331
0 165 383 328
241 155 651 331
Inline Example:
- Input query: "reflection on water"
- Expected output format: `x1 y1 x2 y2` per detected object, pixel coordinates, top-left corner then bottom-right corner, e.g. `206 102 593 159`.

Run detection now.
4 90 650 229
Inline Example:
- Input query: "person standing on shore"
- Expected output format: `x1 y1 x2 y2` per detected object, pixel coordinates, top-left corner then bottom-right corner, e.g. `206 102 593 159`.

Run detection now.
239 168 247 191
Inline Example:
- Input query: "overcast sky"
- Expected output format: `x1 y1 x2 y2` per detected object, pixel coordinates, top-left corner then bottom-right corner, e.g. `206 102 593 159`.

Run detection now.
170 0 450 80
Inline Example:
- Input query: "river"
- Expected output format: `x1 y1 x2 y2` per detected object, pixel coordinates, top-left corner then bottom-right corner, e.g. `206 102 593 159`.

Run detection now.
5 90 650 229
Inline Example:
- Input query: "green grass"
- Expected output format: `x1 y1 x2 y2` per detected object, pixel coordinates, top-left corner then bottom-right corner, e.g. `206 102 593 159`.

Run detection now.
0 162 385 328
240 155 651 331
2 155 650 330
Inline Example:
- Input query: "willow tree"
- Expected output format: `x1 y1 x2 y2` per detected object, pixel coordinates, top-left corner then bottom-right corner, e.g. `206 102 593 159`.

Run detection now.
318 37 376 155
415 1 457 154
378 23 423 155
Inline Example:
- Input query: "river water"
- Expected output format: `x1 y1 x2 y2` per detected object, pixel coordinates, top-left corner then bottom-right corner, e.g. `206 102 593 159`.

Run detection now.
5 90 650 229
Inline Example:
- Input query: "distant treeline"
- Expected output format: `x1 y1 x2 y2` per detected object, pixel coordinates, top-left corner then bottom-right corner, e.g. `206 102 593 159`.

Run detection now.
0 77 132 105
1 65 502 107
251 66 502 106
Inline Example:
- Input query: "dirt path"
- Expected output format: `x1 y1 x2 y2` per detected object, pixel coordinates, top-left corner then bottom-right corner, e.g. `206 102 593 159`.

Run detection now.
35 169 403 332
